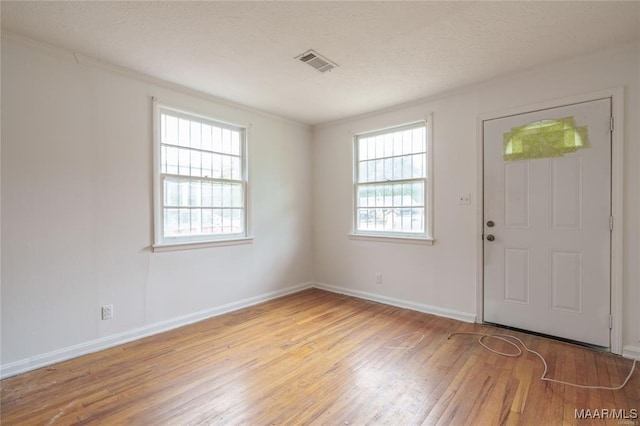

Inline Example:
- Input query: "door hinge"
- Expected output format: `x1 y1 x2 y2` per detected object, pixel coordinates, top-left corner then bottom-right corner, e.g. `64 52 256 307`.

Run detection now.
610 116 614 132
609 216 614 231
609 314 613 330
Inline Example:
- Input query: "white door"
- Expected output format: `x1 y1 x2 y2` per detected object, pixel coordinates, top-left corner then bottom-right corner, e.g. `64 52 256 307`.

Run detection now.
483 98 611 347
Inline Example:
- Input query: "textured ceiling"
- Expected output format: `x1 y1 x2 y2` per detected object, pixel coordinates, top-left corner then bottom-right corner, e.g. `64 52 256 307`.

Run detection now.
2 1 639 125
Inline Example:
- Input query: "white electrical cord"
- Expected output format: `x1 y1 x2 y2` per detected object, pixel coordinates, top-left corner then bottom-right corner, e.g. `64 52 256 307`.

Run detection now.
448 331 639 390
384 331 425 349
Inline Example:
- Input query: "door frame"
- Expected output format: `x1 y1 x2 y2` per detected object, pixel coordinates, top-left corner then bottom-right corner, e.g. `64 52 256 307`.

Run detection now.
476 87 624 354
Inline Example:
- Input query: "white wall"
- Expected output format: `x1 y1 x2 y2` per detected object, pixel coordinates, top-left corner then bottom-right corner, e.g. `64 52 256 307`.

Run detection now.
312 42 640 353
1 36 314 374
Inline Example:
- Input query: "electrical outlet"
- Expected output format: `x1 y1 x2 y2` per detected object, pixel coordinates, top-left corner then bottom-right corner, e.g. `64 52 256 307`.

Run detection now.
101 304 113 320
375 273 382 284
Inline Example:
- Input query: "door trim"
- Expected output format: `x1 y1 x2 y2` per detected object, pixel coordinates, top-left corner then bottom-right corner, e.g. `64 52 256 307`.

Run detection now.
476 87 624 354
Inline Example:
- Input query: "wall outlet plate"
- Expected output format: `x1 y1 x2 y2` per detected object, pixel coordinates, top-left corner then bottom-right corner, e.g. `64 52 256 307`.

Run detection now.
101 304 113 320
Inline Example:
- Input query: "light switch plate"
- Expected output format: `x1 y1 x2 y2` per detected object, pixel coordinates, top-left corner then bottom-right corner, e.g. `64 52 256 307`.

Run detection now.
459 193 471 205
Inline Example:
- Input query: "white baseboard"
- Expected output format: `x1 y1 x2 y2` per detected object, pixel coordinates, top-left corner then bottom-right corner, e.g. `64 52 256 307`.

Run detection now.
312 282 476 324
622 345 640 359
1 282 314 379
3 280 632 379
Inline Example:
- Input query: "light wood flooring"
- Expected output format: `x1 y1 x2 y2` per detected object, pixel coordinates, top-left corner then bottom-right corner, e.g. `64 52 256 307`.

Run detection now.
1 289 638 425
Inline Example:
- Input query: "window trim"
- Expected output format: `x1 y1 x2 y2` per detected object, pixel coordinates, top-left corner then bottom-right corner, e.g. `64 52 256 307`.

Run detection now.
350 115 434 243
152 98 252 252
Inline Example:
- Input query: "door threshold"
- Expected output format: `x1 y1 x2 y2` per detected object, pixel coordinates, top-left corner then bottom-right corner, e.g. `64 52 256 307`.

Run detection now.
483 322 610 353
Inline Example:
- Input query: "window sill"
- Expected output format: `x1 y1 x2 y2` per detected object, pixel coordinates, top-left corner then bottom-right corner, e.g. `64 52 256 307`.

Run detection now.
152 237 254 253
348 234 434 245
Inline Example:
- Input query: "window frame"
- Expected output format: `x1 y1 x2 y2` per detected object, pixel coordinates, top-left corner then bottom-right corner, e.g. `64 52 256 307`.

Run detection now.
152 99 252 252
350 116 434 244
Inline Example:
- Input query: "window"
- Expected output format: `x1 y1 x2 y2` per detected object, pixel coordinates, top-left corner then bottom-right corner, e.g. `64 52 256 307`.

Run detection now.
503 116 589 161
353 119 433 242
153 101 249 250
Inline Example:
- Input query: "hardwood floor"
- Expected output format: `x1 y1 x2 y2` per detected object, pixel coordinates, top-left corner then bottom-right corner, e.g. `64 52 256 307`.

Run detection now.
1 289 638 425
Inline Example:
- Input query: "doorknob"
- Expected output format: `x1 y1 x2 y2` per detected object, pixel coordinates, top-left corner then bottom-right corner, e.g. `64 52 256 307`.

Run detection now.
486 234 495 241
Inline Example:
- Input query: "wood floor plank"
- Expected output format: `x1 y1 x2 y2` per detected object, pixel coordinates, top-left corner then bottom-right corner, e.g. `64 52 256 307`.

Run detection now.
2 289 638 425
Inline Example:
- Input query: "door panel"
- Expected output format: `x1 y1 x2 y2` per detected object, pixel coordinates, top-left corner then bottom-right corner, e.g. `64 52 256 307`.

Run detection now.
551 157 582 229
483 98 611 347
504 248 529 304
550 250 582 313
504 162 530 228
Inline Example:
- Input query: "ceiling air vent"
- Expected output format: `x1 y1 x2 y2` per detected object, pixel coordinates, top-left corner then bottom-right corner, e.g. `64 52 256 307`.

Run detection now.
296 49 338 73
